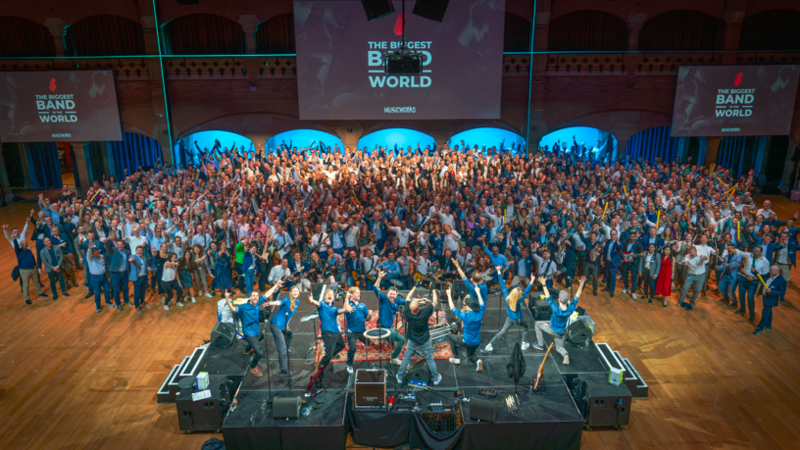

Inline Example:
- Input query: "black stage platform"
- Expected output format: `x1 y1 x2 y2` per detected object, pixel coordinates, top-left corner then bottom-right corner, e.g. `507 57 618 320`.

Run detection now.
174 290 634 450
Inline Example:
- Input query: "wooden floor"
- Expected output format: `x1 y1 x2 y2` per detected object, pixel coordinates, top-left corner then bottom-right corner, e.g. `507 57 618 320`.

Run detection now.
1 191 799 450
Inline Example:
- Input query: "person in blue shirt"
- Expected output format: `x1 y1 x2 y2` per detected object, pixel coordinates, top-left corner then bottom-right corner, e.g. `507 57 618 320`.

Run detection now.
308 285 353 380
268 281 300 376
343 287 374 374
453 258 487 306
533 276 586 365
483 267 534 354
224 281 283 378
445 285 485 366
373 270 407 365
482 242 510 285
754 265 786 335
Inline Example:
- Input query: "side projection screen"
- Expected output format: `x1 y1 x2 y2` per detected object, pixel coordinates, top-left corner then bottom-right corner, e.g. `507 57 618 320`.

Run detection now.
0 70 123 142
671 65 800 137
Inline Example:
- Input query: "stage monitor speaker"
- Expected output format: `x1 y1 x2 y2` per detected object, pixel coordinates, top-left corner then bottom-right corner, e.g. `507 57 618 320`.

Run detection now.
469 397 498 423
273 397 302 419
567 318 593 344
413 0 450 22
361 0 395 22
210 322 235 348
530 298 552 321
450 280 470 299
406 359 431 383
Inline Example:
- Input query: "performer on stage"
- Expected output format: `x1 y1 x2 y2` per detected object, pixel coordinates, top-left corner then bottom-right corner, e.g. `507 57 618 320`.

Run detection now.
308 286 353 379
224 281 284 378
754 265 785 335
343 286 374 374
374 270 407 365
452 258 487 307
396 288 442 386
534 276 586 365
483 267 535 353
445 285 485 366
269 282 299 376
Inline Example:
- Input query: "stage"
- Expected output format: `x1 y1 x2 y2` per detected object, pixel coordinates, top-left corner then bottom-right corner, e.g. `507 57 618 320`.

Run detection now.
169 292 638 450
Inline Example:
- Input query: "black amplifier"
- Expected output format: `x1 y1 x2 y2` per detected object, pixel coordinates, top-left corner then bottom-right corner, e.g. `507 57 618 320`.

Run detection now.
354 369 386 409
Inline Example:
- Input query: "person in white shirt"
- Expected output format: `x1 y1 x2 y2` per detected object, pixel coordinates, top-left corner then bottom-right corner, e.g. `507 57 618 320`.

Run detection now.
733 246 770 321
756 200 772 219
677 246 707 310
693 234 717 297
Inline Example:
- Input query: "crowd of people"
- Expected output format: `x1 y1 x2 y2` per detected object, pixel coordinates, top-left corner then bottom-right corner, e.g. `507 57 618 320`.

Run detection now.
5 140 796 348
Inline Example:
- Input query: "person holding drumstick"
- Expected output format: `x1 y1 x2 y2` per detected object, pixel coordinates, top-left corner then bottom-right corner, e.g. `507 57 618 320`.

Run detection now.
344 286 376 374
224 281 284 378
308 286 354 380
445 284 485 366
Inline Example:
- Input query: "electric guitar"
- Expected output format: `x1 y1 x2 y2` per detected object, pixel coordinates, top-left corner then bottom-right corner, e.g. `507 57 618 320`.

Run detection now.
531 342 554 391
306 340 325 391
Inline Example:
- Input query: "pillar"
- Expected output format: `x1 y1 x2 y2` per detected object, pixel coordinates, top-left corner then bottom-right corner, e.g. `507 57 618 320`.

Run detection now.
0 138 17 204
44 18 66 57
239 15 259 54
704 136 722 168
16 144 34 190
71 141 92 196
720 3 745 65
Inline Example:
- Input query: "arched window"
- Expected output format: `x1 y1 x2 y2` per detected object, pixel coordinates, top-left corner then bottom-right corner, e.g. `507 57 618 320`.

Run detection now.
449 127 525 152
65 15 145 56
540 127 617 161
739 9 800 51
163 14 245 55
548 11 627 51
358 129 435 154
639 10 719 51
0 16 56 57
267 129 343 152
504 13 531 52
256 13 295 54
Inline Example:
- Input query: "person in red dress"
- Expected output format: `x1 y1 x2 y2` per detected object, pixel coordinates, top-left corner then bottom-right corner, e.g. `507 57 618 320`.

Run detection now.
655 247 673 307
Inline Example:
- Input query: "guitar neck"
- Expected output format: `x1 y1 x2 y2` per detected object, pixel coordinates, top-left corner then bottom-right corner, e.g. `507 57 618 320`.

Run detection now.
538 343 554 374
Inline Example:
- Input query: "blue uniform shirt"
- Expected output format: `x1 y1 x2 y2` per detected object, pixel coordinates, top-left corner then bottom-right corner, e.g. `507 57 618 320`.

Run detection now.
238 296 267 337
498 278 534 321
318 301 341 333
452 302 486 346
270 296 300 330
548 296 579 334
374 285 406 329
345 301 370 333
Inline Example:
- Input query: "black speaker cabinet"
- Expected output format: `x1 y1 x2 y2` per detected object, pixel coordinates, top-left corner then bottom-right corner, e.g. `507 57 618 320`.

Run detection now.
210 322 235 348
567 319 593 344
273 397 302 419
355 369 386 409
175 375 237 432
529 298 552 321
469 397 498 423
413 0 450 22
361 0 395 22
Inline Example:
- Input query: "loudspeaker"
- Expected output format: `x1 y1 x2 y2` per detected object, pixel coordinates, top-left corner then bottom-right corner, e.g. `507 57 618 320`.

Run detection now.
355 369 386 408
469 397 498 423
406 359 431 383
210 322 235 348
413 0 450 22
529 298 552 321
566 319 593 344
361 0 395 22
273 397 302 419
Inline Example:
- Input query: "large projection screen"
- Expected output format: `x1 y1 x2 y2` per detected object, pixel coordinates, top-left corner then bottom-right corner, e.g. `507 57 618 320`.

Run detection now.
671 65 800 137
293 0 506 120
0 70 123 142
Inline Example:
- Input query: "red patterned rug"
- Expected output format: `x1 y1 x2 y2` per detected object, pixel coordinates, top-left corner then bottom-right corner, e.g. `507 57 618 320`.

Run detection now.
314 311 454 363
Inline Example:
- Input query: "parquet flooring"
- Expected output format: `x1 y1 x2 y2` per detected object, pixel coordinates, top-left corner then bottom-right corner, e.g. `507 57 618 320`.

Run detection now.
0 191 798 450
